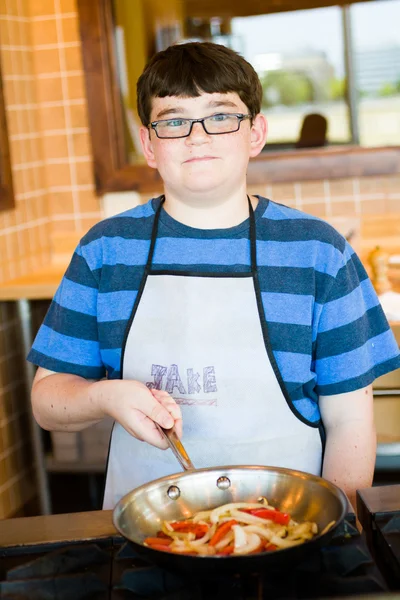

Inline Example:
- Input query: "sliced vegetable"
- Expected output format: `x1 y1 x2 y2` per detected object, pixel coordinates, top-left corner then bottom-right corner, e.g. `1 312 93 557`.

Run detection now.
209 520 237 546
144 536 172 546
240 508 290 525
217 544 235 555
150 498 318 556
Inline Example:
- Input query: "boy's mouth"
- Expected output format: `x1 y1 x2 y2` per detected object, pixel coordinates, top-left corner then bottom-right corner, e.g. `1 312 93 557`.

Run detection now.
184 156 217 163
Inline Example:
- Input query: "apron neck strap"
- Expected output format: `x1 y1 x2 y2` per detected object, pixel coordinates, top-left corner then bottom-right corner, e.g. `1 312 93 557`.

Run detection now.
147 194 257 272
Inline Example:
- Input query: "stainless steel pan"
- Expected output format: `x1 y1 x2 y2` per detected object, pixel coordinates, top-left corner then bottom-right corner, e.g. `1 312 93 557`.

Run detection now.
113 464 348 574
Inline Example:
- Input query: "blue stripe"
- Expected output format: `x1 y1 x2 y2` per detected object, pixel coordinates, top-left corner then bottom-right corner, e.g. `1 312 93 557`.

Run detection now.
315 329 400 386
292 398 320 422
317 355 400 395
97 291 137 322
79 238 151 271
265 202 322 221
44 303 98 341
274 351 311 382
27 349 105 379
256 240 341 273
266 322 311 353
154 238 250 265
55 278 98 317
31 325 102 367
316 279 380 333
315 305 390 359
101 348 122 370
262 292 313 326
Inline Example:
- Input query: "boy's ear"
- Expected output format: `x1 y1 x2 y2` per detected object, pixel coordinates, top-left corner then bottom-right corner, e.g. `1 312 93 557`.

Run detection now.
249 113 268 158
139 126 157 169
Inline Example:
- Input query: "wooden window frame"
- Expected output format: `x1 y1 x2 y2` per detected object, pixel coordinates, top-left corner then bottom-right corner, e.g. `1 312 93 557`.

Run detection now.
77 0 400 197
0 58 15 210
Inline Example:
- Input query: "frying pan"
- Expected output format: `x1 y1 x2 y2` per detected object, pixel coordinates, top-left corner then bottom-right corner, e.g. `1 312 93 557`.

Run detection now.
113 429 348 574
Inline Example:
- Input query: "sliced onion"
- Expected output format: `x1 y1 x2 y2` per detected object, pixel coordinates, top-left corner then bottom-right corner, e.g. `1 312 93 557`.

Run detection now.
234 532 262 555
233 525 248 551
210 503 270 524
215 530 234 551
230 509 282 527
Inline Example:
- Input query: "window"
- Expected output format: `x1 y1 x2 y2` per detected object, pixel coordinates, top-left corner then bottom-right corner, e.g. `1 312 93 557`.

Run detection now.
231 7 349 149
351 0 400 147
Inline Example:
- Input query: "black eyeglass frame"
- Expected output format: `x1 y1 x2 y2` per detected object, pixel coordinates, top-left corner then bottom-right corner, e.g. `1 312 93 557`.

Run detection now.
148 113 252 139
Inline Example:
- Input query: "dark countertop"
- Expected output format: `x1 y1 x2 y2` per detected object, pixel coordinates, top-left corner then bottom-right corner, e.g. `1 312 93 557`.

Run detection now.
0 484 399 549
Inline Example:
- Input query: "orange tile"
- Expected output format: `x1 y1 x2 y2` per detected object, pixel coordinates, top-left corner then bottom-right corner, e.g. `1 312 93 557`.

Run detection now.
302 203 327 219
5 109 19 137
270 183 295 203
300 180 327 202
74 160 94 186
331 200 357 216
36 75 64 103
52 218 78 233
28 0 57 17
359 177 387 198
0 21 11 47
360 198 387 215
386 198 400 213
46 162 72 187
66 73 85 101
71 130 91 156
40 105 67 131
31 19 58 46
59 0 77 12
33 47 61 74
78 188 100 212
64 45 83 71
49 190 75 214
0 50 13 77
42 134 69 159
61 15 80 43
2 79 18 106
386 175 400 194
68 101 88 128
329 178 355 200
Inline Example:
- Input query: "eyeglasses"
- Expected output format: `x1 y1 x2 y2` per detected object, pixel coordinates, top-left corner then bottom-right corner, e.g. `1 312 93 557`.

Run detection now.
148 113 252 139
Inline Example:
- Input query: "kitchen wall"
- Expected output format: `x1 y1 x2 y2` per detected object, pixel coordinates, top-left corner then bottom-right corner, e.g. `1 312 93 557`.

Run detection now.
0 0 399 518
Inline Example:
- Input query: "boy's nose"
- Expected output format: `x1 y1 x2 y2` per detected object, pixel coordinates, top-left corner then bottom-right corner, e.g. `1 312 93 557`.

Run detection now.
187 121 209 143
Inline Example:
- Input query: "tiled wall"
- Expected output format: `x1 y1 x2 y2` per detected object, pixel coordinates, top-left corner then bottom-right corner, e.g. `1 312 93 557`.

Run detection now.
0 0 399 517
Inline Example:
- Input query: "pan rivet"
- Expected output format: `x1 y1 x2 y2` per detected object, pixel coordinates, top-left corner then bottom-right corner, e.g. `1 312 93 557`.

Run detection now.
216 476 231 490
167 485 181 500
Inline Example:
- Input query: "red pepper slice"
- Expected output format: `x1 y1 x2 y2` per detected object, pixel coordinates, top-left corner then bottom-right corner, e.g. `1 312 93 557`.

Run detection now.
264 542 278 552
217 543 235 555
209 519 237 546
144 536 172 546
169 521 209 539
240 508 290 525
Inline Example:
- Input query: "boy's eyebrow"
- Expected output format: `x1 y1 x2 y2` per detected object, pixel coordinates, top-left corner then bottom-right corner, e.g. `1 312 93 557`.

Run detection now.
154 100 240 120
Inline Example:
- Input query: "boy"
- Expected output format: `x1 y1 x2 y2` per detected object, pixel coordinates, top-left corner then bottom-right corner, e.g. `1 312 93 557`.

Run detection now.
28 42 400 510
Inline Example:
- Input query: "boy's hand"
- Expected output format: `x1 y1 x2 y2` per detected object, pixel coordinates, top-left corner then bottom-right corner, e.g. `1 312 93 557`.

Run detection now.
90 379 183 450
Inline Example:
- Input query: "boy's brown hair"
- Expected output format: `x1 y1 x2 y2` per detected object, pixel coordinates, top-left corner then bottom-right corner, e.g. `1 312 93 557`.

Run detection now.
137 42 263 126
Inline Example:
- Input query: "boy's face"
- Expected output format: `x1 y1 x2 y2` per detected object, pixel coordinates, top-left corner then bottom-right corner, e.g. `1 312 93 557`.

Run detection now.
139 92 267 200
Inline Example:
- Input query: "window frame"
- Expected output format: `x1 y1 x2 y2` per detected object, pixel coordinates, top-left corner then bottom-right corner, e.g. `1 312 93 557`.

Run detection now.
77 0 400 196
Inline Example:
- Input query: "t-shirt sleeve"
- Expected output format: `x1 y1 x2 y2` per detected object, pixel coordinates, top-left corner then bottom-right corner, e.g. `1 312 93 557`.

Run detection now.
27 244 106 380
314 243 400 396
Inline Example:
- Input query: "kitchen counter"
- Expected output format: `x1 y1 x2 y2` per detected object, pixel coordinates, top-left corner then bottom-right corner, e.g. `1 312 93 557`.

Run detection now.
0 484 398 549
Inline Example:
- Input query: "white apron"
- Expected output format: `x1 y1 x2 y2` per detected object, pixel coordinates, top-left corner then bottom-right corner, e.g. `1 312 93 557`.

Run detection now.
102 198 323 509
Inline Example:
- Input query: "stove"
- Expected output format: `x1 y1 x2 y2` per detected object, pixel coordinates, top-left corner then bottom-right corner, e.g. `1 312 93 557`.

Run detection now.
0 512 398 600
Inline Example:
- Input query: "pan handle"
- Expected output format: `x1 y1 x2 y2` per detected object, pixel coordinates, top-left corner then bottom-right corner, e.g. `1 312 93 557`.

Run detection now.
156 425 196 471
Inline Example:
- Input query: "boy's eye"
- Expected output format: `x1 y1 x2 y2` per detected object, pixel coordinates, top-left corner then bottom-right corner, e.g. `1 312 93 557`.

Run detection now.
165 119 186 127
209 114 229 122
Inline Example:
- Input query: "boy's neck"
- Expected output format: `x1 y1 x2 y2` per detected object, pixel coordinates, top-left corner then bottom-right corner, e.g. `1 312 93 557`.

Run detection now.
162 188 258 229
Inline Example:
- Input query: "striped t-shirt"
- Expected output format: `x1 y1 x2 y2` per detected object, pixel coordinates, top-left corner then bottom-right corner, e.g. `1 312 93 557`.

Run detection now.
28 196 400 424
